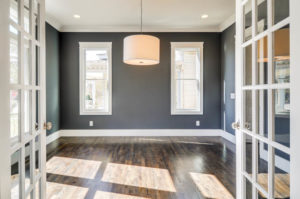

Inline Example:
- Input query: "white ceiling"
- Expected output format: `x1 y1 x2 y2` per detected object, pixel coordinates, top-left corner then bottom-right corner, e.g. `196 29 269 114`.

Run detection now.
45 0 235 32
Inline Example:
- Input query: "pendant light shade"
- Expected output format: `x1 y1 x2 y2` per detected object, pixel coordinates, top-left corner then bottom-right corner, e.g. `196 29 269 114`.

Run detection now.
123 34 160 65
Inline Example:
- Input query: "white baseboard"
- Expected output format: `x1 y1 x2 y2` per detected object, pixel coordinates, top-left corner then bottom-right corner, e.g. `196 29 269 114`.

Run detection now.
221 130 236 144
46 129 236 145
46 131 61 145
260 146 290 173
59 129 224 137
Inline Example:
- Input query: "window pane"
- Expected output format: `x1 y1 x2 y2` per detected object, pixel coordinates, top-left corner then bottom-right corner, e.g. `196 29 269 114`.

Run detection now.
175 48 200 79
11 150 21 199
85 49 108 80
256 36 268 85
257 0 267 34
273 26 290 84
244 45 252 85
273 0 289 25
25 141 32 193
175 80 199 110
274 148 290 198
10 25 19 84
10 0 19 24
85 80 108 110
244 0 252 42
243 90 252 131
10 90 20 142
274 89 290 147
24 90 32 136
33 0 40 41
24 0 30 33
24 37 32 85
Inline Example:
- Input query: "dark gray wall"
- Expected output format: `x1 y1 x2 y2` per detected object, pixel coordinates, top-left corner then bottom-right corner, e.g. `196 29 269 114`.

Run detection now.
221 24 236 135
46 23 60 135
59 32 221 129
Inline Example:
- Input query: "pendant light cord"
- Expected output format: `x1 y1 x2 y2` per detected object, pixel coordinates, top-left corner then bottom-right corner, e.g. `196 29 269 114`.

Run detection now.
140 0 143 33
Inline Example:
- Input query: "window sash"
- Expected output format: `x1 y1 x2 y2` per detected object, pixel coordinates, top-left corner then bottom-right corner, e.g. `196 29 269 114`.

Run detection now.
171 42 204 115
79 42 112 115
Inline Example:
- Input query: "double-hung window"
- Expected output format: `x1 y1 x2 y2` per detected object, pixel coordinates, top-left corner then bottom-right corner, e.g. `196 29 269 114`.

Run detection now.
171 42 204 115
79 42 112 115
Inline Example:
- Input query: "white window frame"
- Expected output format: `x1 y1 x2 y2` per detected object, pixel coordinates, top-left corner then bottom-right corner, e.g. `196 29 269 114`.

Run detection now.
171 42 204 115
79 42 112 115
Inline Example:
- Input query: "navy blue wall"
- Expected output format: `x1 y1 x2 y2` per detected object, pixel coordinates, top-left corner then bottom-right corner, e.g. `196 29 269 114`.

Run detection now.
46 23 60 135
59 32 222 129
221 24 236 135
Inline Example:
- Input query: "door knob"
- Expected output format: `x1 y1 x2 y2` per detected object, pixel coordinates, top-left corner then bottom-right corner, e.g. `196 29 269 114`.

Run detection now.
232 121 240 130
44 122 52 130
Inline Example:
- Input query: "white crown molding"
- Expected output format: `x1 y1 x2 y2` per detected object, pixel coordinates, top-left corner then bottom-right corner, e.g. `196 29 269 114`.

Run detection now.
59 25 221 33
46 14 62 31
219 14 236 32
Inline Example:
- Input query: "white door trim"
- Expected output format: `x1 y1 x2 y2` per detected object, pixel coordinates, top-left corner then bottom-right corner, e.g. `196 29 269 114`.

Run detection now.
0 0 13 198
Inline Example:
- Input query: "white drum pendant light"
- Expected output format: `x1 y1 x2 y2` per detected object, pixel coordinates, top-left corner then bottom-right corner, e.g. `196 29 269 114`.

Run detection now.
123 0 160 65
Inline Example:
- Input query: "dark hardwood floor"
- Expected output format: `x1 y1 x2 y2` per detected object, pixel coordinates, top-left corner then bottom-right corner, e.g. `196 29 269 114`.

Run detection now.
46 137 236 199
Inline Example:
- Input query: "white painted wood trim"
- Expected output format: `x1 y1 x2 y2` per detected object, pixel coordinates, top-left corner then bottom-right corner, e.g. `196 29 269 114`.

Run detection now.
59 129 223 137
0 0 13 198
290 0 300 197
219 14 236 32
45 14 62 31
170 42 204 115
60 25 221 33
79 42 112 115
46 131 61 145
221 131 236 144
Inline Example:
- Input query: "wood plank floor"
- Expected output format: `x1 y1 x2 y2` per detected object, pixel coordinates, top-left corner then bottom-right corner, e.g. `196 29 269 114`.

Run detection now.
46 137 236 199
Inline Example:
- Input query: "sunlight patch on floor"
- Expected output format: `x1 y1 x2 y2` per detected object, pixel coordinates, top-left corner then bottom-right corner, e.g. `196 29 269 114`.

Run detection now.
46 156 101 179
101 163 176 192
190 173 234 199
94 191 150 199
47 182 88 199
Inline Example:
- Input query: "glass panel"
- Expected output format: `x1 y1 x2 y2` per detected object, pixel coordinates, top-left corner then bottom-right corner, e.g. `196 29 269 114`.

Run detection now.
35 46 40 86
175 48 200 79
244 134 252 174
257 90 268 138
244 91 252 131
273 0 289 24
85 80 108 110
274 149 290 198
274 89 290 147
35 135 40 173
257 36 268 85
24 90 32 136
24 37 32 85
10 25 19 84
176 80 200 110
85 49 108 80
244 45 252 85
10 90 21 143
35 90 40 131
244 0 252 42
10 0 19 24
257 142 269 195
24 0 30 33
273 26 290 84
33 0 39 40
245 177 252 199
11 150 21 199
257 0 267 34
25 141 33 193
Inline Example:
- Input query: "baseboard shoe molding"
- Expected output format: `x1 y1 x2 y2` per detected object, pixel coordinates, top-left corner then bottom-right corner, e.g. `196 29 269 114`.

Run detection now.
46 131 61 145
59 129 224 137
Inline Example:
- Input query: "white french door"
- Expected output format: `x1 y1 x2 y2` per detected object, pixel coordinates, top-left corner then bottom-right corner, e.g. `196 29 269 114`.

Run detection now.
235 0 300 198
0 0 46 198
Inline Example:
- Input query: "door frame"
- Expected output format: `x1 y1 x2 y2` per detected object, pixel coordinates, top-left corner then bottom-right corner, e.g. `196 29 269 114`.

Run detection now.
235 0 300 198
0 0 47 198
